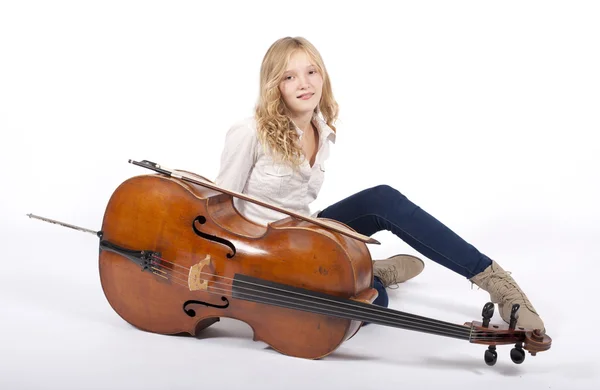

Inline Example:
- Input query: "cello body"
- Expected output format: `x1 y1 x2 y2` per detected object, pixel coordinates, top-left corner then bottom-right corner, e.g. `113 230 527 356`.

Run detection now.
98 173 377 359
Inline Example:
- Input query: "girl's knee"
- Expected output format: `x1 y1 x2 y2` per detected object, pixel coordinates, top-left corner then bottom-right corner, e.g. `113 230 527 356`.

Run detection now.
371 184 405 201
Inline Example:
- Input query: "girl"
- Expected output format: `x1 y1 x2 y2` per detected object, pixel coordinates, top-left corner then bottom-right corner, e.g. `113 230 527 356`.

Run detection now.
214 36 545 331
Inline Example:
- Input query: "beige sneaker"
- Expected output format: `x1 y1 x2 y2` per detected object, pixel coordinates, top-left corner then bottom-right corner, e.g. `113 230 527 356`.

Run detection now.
470 260 545 331
373 254 425 288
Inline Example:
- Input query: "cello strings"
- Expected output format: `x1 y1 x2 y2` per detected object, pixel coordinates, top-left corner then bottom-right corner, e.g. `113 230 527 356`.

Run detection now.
146 258 512 342
151 265 507 342
149 256 471 333
149 255 508 337
151 255 470 332
149 256 512 341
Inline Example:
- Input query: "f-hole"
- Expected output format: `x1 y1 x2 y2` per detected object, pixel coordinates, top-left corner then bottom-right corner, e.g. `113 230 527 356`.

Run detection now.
192 216 236 258
183 297 230 317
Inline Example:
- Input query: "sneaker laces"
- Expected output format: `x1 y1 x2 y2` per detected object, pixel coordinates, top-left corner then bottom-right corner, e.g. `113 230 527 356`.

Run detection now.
480 268 537 312
376 265 400 289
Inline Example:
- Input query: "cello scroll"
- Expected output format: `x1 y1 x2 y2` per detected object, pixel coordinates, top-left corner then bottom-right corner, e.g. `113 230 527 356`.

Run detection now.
465 303 552 366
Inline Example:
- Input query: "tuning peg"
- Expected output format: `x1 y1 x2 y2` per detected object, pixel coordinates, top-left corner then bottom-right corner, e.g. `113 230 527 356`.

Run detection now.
481 302 494 327
509 303 520 330
510 341 526 364
484 345 498 366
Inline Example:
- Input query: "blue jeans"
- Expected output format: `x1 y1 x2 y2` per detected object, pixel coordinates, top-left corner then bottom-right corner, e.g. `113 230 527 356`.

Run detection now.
317 185 493 308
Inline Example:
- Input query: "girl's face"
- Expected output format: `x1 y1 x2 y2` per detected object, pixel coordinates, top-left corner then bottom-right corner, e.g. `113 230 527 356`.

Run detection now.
278 50 323 119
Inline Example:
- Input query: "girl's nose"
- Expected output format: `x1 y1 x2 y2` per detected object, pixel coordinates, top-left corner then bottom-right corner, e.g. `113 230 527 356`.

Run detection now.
299 78 309 89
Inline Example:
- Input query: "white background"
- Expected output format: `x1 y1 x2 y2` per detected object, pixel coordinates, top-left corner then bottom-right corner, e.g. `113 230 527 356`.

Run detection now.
1 1 599 389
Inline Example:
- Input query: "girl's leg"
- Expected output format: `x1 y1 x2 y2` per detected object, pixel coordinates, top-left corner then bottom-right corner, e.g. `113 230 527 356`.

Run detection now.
317 184 545 331
318 184 491 278
372 276 388 308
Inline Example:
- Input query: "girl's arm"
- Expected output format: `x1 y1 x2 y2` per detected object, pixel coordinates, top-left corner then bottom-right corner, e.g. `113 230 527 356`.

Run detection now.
214 121 258 193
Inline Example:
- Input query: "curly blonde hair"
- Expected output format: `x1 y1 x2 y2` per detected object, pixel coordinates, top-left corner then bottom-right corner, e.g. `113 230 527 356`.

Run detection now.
255 37 338 166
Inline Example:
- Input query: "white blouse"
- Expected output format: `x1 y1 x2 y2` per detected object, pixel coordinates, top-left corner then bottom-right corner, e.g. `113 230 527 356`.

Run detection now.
214 114 337 226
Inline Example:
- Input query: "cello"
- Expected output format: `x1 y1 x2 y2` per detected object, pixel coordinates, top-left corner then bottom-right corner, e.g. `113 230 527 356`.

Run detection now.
28 159 551 366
